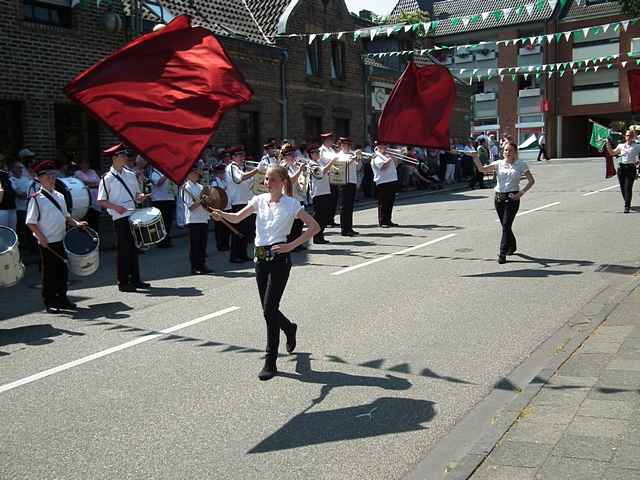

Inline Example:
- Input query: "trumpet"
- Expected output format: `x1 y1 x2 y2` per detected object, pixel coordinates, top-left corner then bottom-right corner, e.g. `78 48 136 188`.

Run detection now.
297 160 323 179
385 148 420 166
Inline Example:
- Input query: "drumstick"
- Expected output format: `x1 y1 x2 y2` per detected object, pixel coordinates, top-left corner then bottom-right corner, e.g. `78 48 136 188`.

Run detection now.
45 246 68 265
207 209 244 238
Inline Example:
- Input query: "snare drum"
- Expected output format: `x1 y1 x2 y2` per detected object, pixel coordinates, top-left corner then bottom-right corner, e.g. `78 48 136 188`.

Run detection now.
251 172 269 195
0 226 25 287
329 161 349 186
63 227 100 276
58 177 91 220
129 207 167 248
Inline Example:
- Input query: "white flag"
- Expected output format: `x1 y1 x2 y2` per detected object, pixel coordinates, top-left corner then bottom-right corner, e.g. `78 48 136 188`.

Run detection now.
603 23 610 33
370 29 377 41
482 12 490 21
503 8 513 20
622 61 628 68
548 0 558 11
462 17 471 27
546 34 554 43
582 27 590 38
622 20 630 32
423 22 431 34
309 34 317 45
525 4 535 16
548 72 553 78
564 31 572 42
337 32 344 40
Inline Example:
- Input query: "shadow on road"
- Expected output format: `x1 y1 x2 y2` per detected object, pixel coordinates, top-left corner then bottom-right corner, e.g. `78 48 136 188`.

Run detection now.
0 324 84 356
462 269 583 278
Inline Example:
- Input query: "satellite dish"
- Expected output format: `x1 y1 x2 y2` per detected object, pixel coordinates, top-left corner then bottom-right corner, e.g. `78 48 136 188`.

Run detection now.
102 11 122 33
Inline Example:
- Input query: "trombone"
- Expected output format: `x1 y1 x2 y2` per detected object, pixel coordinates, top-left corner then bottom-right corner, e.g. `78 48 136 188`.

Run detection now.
352 149 420 166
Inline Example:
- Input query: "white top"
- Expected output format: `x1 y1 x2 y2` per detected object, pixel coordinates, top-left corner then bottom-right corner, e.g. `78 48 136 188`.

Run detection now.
25 188 69 243
249 193 302 247
258 155 278 172
210 177 232 210
74 169 101 210
616 143 640 165
225 163 253 206
149 169 175 201
10 174 32 211
311 158 331 198
97 166 141 220
538 135 545 146
181 180 209 224
492 160 530 193
337 151 359 184
372 152 398 185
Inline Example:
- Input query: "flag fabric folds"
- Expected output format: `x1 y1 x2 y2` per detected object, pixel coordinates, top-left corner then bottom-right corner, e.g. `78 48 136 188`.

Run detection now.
589 121 610 152
628 70 640 113
64 15 253 184
377 62 455 149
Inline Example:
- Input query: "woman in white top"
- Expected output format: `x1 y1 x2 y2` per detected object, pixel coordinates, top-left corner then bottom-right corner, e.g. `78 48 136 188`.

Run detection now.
371 142 400 227
606 130 640 213
211 166 320 381
474 142 535 264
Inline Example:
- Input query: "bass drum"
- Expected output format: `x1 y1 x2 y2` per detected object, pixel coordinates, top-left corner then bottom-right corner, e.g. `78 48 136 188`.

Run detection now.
57 177 91 220
0 226 25 287
63 227 100 277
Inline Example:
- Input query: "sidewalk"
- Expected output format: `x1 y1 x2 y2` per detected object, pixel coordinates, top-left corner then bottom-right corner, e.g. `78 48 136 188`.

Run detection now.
468 283 640 479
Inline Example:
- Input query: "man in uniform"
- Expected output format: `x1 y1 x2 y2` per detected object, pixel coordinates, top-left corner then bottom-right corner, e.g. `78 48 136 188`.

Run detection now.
318 132 339 227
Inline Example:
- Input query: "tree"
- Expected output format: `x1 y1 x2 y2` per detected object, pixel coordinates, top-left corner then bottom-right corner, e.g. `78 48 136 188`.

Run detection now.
621 0 640 17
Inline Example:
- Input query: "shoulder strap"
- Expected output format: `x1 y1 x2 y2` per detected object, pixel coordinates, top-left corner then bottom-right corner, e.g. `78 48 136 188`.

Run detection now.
40 189 64 215
112 172 136 203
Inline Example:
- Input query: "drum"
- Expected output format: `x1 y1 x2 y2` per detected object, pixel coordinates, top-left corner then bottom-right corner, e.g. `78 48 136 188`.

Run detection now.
129 207 167 248
329 161 349 185
63 227 100 276
0 226 25 287
58 177 91 220
251 172 269 195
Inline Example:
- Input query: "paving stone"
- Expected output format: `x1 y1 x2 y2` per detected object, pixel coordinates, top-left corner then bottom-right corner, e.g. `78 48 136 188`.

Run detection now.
622 418 640 445
535 456 608 480
559 354 613 377
547 375 598 387
577 399 637 420
602 467 640 480
506 421 566 445
611 444 640 470
596 326 636 339
566 416 627 438
607 355 640 372
618 339 640 354
625 327 640 338
471 463 536 480
587 386 640 403
489 441 553 468
606 303 640 326
554 434 617 462
580 341 622 354
517 404 577 426
598 370 640 388
532 386 590 407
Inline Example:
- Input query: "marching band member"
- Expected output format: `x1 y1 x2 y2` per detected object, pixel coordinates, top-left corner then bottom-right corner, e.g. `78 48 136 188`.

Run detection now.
280 143 305 245
97 143 151 291
74 158 102 233
181 166 212 274
210 162 231 251
336 137 361 237
473 142 535 264
225 145 259 263
319 132 340 227
372 142 400 228
26 160 87 313
606 130 640 213
258 141 280 171
210 165 320 380
308 143 336 244
149 166 176 248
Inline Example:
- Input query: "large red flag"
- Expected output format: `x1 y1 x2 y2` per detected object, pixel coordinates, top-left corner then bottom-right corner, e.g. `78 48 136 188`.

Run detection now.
628 70 640 113
378 62 455 149
65 15 253 184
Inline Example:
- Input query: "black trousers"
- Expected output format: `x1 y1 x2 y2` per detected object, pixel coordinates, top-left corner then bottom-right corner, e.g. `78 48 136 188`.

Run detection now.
362 163 375 198
16 210 36 252
153 200 174 245
83 208 101 234
537 146 549 161
617 164 636 209
340 183 356 234
495 194 520 256
287 201 304 243
40 241 68 305
114 217 140 286
328 185 339 224
230 204 254 260
313 193 332 240
255 253 294 356
214 214 230 251
376 181 398 226
187 223 208 270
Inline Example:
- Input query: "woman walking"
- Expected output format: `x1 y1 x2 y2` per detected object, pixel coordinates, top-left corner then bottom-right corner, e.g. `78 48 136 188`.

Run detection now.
211 166 320 380
606 130 640 213
473 142 535 264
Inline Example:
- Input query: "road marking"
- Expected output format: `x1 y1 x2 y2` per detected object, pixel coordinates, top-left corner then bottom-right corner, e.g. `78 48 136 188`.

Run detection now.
331 233 457 276
0 306 240 395
496 202 561 222
582 184 619 197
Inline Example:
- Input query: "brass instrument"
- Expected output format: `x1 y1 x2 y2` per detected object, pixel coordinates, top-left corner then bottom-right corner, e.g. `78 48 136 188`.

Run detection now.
385 148 420 165
200 186 244 238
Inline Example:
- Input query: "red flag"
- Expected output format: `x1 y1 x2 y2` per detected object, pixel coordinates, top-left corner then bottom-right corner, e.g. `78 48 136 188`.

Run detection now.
64 15 253 184
378 62 455 149
628 70 640 113
604 152 616 178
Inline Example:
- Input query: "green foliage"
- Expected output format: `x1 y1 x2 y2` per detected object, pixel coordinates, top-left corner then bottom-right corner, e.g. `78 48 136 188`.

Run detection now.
621 0 640 17
398 10 431 24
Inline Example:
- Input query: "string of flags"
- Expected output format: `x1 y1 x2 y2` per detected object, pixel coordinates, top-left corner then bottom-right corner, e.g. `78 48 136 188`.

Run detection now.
364 19 637 58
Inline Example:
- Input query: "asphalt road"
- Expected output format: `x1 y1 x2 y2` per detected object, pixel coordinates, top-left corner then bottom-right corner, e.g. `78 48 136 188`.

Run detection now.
2 158 639 480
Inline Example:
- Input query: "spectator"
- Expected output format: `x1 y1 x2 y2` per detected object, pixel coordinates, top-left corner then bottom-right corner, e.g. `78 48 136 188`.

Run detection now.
9 160 33 248
0 156 17 230
74 158 102 233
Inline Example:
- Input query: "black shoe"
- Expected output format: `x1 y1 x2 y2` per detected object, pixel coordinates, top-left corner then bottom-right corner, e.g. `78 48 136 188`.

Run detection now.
192 268 213 275
134 281 151 289
389 222 400 227
118 284 137 292
342 232 356 237
286 323 297 354
507 248 516 255
258 355 278 381
45 303 61 314
498 255 507 264
59 298 77 310
349 230 360 235
313 238 329 244
624 207 630 213
328 222 339 228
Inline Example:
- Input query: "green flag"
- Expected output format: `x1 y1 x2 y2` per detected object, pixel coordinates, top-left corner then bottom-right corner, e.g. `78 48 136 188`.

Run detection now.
590 121 610 151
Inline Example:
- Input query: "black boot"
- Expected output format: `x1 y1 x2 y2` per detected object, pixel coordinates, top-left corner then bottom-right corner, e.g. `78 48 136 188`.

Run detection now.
286 323 297 354
259 354 277 381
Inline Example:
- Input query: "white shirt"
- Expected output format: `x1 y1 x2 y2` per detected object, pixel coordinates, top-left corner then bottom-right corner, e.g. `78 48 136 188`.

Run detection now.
74 169 101 210
97 166 141 220
310 158 331 198
538 135 546 146
492 160 530 193
225 163 254 206
210 176 232 210
372 152 398 185
258 155 278 172
249 194 302 247
616 143 640 165
149 169 175 201
337 151 359 185
25 188 69 243
10 174 32 211
286 162 307 203
181 180 209 224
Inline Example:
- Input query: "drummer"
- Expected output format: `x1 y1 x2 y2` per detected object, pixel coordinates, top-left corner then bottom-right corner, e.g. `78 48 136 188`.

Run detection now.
181 165 212 274
97 143 151 292
26 160 87 313
210 162 231 252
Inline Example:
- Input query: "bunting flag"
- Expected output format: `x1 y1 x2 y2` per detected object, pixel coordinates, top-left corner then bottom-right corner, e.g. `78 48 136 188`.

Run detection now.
64 15 253 184
378 63 455 149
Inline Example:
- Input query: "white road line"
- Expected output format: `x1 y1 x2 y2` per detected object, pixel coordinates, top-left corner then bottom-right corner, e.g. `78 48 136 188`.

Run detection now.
331 233 457 276
516 201 561 217
582 184 619 197
0 306 240 395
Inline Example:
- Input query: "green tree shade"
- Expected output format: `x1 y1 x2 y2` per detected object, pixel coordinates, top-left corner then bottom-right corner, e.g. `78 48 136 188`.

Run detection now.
621 0 640 17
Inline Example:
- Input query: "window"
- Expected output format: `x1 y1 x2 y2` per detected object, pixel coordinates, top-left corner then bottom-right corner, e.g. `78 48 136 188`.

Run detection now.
474 81 485 94
334 118 350 138
54 104 100 170
24 0 72 28
306 43 321 77
0 102 23 160
238 111 260 159
518 75 542 90
331 41 346 80
304 115 322 143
